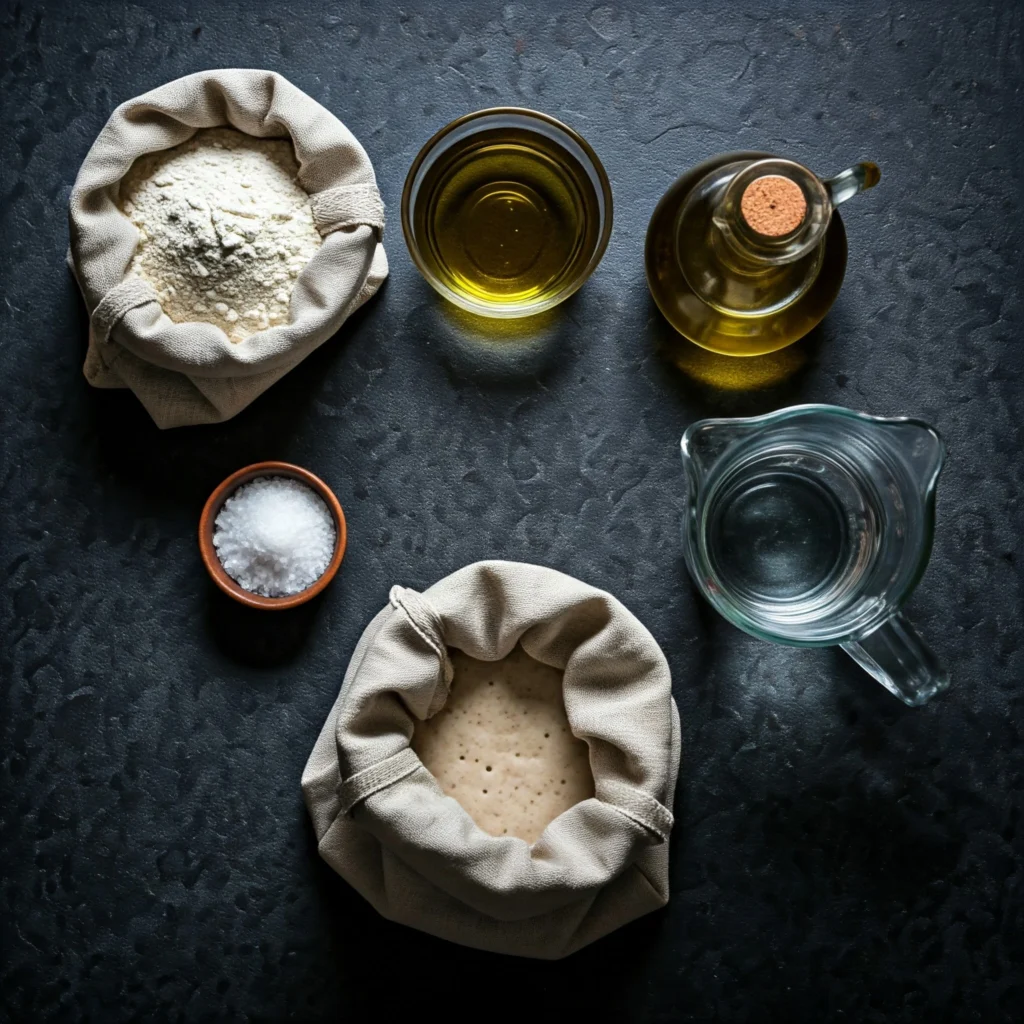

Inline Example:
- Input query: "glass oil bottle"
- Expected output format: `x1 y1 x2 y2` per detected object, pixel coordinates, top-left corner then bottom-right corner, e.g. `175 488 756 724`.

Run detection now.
646 152 879 356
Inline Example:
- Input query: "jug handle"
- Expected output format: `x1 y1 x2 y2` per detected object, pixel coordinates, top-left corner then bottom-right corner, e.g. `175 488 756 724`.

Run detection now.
840 612 949 707
823 162 881 208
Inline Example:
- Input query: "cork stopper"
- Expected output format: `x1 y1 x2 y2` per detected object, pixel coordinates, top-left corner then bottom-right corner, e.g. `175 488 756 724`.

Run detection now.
740 175 807 237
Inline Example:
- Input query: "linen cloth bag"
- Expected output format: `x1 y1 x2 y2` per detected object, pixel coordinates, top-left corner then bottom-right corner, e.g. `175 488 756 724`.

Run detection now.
303 560 681 959
68 68 387 429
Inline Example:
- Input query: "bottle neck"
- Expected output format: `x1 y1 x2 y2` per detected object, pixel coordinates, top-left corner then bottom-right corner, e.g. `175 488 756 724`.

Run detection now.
711 159 832 271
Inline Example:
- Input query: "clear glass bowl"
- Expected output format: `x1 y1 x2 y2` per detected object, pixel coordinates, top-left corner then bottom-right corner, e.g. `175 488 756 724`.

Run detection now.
401 107 613 319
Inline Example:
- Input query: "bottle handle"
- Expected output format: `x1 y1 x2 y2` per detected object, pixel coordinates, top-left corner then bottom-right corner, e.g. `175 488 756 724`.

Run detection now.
840 611 949 707
823 162 881 208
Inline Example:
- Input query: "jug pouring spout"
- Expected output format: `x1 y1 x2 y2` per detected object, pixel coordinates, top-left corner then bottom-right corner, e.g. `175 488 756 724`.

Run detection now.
882 418 946 499
680 417 751 496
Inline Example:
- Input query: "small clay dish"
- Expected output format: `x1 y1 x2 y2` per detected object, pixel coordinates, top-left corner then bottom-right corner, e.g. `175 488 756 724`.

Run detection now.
199 461 347 610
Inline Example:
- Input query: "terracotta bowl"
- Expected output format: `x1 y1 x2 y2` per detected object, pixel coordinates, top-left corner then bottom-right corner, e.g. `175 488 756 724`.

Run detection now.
199 461 347 610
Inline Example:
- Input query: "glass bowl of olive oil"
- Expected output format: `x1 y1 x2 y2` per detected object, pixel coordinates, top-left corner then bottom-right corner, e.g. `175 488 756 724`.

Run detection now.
402 108 613 319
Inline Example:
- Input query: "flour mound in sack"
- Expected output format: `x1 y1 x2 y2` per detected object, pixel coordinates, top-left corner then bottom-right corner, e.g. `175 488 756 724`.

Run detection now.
118 127 322 342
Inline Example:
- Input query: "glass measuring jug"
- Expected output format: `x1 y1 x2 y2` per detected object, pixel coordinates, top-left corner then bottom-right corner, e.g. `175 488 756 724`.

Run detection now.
680 405 949 706
646 153 879 356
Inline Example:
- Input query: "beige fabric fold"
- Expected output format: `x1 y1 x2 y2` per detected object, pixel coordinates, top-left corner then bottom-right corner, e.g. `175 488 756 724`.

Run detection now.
302 560 681 959
68 68 387 429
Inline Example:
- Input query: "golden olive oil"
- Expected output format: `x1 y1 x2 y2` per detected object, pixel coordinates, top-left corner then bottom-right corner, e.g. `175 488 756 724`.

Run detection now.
412 127 601 310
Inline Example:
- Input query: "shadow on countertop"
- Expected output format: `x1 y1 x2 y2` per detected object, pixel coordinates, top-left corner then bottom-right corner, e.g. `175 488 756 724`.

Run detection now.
403 281 585 390
205 581 323 668
302 816 667 1021
79 287 383 508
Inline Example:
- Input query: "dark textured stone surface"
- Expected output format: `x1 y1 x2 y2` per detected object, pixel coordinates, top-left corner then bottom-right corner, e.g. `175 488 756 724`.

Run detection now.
1 1 1022 1020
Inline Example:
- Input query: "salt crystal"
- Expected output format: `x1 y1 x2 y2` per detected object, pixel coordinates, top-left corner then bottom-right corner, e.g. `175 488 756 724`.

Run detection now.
213 476 336 598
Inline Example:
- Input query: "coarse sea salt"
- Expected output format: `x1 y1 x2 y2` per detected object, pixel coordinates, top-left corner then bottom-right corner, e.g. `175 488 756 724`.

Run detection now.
213 476 336 597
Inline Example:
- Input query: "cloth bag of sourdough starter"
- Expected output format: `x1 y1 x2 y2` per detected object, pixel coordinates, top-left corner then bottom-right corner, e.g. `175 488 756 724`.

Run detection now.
303 561 681 959
68 68 387 429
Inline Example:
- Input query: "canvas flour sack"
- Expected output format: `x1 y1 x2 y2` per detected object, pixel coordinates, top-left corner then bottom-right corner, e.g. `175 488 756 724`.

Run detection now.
68 68 387 428
303 561 682 959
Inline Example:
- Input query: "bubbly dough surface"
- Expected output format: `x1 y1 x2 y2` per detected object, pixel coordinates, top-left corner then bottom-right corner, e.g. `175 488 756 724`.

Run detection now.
411 645 594 844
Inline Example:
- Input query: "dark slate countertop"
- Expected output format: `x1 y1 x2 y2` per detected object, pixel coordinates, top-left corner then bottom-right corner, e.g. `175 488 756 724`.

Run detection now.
1 2 1021 1021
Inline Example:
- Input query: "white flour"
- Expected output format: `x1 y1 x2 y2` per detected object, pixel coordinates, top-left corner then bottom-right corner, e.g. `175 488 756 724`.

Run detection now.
119 127 322 343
